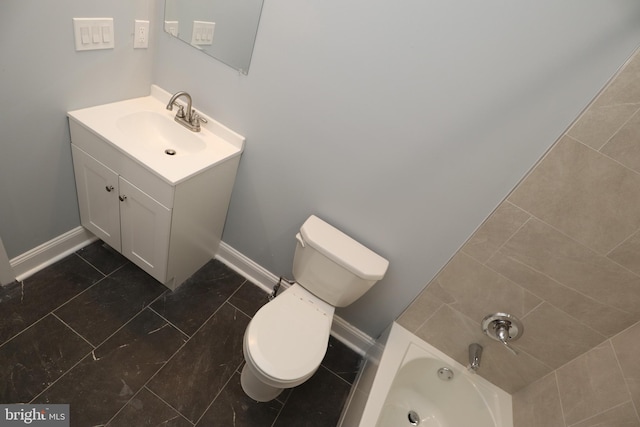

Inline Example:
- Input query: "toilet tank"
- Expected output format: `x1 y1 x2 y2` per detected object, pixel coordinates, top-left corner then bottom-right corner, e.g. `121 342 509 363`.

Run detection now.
292 215 389 307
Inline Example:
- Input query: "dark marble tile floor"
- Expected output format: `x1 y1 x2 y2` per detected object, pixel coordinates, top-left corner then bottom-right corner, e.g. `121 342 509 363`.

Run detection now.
0 241 362 426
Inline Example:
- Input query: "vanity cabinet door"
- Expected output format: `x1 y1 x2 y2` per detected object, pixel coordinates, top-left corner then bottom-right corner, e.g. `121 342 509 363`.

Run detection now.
71 145 121 250
118 177 172 283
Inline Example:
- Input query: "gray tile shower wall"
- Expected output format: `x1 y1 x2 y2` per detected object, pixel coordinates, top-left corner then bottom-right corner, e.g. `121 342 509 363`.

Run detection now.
398 45 640 407
0 241 361 426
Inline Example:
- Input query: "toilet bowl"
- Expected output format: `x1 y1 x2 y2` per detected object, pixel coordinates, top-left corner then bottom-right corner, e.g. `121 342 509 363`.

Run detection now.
241 284 334 401
241 215 389 402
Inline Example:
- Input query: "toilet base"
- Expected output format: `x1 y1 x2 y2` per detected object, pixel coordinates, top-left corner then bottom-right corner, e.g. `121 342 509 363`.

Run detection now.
241 363 284 402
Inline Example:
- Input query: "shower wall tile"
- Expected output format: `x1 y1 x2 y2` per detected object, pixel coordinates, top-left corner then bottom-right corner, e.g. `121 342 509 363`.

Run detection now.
415 304 479 366
398 48 640 398
461 202 530 263
570 402 640 427
493 219 640 315
611 320 640 413
395 288 443 333
474 341 552 394
433 252 541 322
608 230 640 276
487 248 637 337
601 109 640 173
592 52 640 108
508 136 640 255
556 342 631 426
512 373 564 427
414 303 550 393
567 104 640 150
517 303 605 369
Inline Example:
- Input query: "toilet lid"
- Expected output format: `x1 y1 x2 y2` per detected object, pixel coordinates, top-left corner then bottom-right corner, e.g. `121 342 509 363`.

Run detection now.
246 286 333 382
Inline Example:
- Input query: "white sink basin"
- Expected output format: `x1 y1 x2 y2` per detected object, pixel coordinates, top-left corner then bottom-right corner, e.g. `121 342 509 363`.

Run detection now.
116 111 207 155
68 85 244 184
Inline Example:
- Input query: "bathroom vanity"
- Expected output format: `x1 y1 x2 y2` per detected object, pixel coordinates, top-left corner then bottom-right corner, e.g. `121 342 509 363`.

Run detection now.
68 86 244 290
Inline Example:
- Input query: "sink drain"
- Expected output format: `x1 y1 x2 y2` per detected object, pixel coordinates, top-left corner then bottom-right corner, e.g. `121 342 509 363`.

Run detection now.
165 149 176 156
408 410 420 425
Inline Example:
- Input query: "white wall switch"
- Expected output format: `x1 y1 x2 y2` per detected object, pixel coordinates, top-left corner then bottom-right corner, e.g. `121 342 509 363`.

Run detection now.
164 21 179 37
191 21 215 46
134 20 150 49
73 18 114 51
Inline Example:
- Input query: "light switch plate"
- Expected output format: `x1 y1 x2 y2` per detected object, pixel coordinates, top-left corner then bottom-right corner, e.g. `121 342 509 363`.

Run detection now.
164 21 179 37
134 20 150 49
191 21 215 46
73 18 114 51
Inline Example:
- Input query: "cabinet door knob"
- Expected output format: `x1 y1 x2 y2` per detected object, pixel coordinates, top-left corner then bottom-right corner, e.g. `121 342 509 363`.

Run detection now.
105 185 114 192
119 195 127 202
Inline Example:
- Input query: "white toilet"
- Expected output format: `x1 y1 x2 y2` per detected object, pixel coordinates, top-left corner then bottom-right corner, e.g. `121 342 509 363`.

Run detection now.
241 215 389 402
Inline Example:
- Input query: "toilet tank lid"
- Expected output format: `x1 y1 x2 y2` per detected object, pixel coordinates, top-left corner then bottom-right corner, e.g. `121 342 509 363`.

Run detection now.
299 215 389 280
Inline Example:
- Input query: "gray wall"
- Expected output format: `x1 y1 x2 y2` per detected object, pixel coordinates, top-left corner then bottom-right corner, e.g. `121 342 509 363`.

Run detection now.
0 1 155 257
153 0 640 337
2 0 640 340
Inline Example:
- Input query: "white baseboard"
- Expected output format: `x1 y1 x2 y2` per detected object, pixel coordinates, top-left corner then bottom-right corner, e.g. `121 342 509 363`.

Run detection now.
10 226 97 282
6 229 375 355
216 241 375 356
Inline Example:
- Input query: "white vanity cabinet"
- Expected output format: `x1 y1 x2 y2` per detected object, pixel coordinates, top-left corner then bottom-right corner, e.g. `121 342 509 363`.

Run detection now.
72 145 172 281
68 97 243 291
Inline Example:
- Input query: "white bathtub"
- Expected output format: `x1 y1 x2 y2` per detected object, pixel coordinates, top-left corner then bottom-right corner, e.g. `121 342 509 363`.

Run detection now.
339 322 513 427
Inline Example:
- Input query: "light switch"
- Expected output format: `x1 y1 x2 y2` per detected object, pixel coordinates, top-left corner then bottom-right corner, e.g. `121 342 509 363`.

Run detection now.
92 26 101 43
102 25 111 43
164 21 179 37
80 27 91 44
191 21 215 46
73 18 114 51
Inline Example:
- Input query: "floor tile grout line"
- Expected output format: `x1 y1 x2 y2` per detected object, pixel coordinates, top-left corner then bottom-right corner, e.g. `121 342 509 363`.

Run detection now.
98 305 197 426
100 328 195 426
144 386 196 426
158 281 248 344
192 359 247 426
0 275 109 350
48 273 109 320
51 312 97 349
270 396 288 427
140 283 253 425
321 364 356 387
72 288 177 351
72 251 112 278
147 306 192 340
29 352 94 404
0 313 49 352
104 385 195 427
227 299 261 320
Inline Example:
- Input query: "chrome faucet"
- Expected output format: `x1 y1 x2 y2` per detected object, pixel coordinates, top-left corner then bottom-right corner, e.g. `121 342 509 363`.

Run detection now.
468 343 483 373
166 91 207 132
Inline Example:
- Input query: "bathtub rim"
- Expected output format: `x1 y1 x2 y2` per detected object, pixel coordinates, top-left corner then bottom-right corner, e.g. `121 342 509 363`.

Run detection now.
340 321 513 427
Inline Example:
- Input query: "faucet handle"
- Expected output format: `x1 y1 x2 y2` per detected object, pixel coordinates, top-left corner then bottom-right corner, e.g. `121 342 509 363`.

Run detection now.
191 111 207 127
175 104 186 118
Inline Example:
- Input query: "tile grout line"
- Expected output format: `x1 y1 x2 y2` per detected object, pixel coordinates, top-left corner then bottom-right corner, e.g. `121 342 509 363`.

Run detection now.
134 284 251 424
0 273 108 351
51 312 97 349
29 352 93 404
191 359 248 426
104 386 195 427
608 338 640 424
147 305 191 340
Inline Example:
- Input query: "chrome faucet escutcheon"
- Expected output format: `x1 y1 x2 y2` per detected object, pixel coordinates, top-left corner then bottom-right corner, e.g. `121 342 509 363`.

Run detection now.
166 91 207 132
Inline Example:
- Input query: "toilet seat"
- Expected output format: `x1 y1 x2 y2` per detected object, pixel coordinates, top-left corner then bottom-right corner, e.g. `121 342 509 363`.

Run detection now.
244 284 334 386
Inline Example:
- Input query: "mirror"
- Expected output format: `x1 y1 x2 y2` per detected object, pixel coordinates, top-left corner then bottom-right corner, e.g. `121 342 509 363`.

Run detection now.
164 0 264 74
